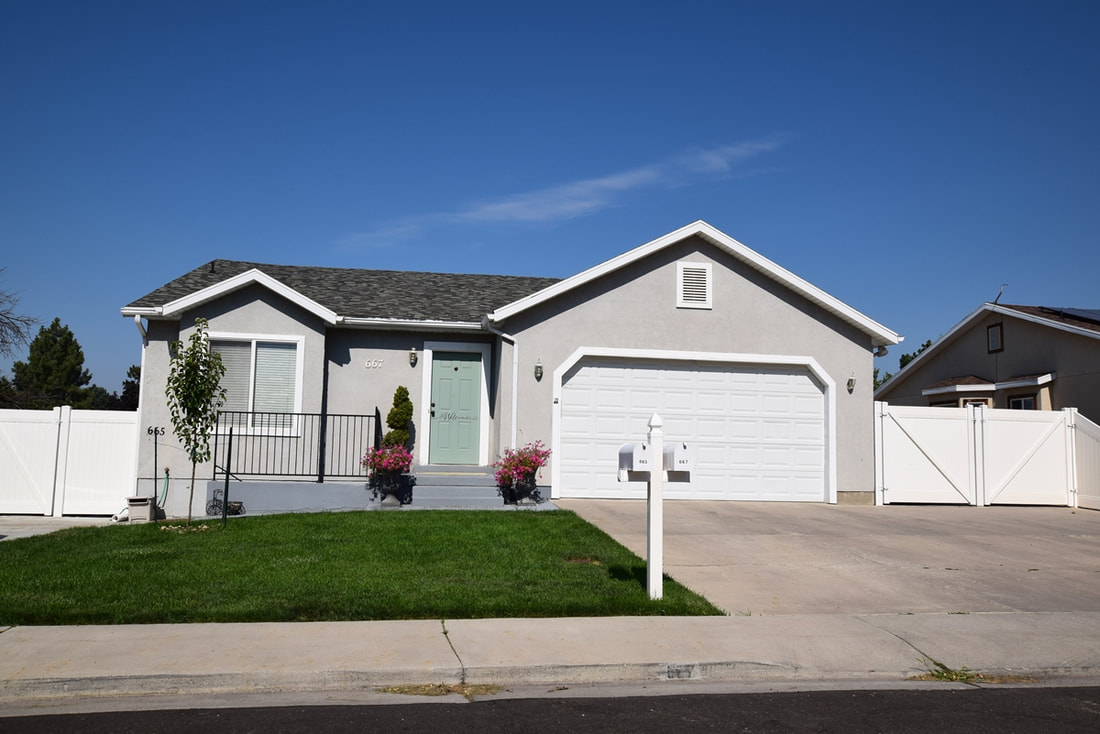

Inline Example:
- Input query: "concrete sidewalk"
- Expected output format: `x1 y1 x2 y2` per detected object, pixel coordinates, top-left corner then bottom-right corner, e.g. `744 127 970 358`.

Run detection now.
3 612 1100 708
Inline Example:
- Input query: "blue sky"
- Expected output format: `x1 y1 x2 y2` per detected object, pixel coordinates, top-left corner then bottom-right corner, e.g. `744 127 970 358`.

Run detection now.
2 0 1097 392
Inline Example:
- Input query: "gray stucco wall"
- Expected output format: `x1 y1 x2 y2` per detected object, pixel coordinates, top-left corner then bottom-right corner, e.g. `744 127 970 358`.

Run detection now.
496 235 878 497
134 285 327 518
878 311 1100 421
324 329 497 462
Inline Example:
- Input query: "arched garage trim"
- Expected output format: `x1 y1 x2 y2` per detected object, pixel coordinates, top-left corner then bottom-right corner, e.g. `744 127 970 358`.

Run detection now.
550 347 838 503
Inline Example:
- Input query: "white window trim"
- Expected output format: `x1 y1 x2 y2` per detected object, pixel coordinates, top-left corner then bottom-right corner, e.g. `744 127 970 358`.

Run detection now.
208 331 305 435
676 261 712 309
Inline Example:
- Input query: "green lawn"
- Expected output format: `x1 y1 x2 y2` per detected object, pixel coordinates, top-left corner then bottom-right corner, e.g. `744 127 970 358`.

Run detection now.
0 510 723 625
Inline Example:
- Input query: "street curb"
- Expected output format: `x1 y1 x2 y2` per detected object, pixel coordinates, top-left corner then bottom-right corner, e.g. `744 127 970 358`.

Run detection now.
8 662 1100 704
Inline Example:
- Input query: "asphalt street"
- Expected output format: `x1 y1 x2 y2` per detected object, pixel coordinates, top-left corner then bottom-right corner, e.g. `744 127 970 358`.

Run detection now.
2 686 1099 733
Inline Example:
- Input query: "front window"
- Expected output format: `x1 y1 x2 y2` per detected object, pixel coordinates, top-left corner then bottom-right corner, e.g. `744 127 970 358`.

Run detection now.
210 337 301 431
1009 395 1036 410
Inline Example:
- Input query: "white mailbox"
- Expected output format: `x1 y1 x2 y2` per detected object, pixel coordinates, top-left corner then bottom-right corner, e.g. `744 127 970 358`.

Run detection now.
618 442 653 481
663 442 693 472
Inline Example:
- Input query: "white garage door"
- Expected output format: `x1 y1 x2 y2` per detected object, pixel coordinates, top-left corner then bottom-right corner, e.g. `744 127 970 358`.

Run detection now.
559 359 826 501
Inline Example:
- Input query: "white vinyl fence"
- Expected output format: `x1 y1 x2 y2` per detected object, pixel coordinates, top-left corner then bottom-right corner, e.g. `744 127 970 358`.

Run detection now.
875 402 1100 508
1076 413 1100 511
0 407 138 516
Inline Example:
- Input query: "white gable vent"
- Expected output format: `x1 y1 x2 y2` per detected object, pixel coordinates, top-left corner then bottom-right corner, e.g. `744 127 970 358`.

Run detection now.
677 262 712 309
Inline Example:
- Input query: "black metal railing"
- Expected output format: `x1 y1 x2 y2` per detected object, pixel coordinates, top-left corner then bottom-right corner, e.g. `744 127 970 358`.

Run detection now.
212 409 382 482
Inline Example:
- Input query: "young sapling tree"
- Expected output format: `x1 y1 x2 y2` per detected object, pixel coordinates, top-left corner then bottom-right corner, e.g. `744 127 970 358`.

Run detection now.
165 318 227 524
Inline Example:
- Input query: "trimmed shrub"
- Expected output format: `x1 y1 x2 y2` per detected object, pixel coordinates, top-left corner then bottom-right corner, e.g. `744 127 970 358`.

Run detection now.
383 385 413 448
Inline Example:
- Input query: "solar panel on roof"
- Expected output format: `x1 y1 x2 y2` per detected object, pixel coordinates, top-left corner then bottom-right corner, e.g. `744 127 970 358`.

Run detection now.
1053 308 1100 324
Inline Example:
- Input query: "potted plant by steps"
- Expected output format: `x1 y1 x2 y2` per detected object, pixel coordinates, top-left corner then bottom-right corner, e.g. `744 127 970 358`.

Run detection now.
364 385 417 505
363 444 415 504
493 440 551 505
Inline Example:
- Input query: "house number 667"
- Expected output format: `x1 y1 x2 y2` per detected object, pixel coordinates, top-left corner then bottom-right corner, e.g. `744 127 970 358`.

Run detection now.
364 359 385 369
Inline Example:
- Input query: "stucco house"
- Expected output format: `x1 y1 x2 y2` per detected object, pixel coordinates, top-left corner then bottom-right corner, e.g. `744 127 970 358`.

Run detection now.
875 303 1100 421
122 221 899 517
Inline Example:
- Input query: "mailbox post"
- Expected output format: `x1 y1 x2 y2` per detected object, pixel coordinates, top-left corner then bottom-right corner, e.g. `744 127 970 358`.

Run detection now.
618 413 692 601
646 413 664 600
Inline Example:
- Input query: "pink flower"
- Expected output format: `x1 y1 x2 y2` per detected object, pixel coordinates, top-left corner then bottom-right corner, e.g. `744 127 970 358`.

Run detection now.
362 445 413 477
492 440 551 489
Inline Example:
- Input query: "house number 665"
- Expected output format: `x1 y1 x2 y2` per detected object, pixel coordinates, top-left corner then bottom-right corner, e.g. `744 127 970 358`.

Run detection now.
364 359 385 369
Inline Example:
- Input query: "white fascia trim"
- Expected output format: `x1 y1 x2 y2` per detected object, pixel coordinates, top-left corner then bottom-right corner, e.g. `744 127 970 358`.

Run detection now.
160 269 338 325
339 318 483 332
120 306 161 317
922 383 995 396
996 372 1055 390
922 372 1055 396
488 220 899 347
549 346 838 504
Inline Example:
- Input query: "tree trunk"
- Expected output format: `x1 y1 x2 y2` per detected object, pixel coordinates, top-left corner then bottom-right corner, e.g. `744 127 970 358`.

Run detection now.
188 461 196 525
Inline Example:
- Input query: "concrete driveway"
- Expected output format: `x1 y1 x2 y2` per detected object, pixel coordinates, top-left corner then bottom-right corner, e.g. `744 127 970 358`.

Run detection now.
556 500 1100 616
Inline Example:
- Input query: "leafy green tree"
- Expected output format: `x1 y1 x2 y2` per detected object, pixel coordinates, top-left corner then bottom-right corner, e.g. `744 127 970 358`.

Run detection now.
0 268 35 359
0 376 18 408
899 339 932 370
166 319 226 524
106 365 141 411
383 385 413 448
11 318 94 409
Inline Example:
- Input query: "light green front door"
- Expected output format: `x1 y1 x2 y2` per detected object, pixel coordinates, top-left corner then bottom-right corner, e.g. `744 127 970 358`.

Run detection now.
428 352 482 465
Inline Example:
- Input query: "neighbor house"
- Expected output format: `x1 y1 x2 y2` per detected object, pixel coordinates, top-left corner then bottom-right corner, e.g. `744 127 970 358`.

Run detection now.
875 303 1100 421
122 221 899 517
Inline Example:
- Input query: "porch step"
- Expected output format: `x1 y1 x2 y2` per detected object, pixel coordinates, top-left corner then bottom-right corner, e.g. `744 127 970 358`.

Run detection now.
407 465 501 509
411 465 496 488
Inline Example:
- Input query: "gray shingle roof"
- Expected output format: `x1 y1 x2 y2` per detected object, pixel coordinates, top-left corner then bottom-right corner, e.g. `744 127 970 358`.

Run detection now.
125 260 561 323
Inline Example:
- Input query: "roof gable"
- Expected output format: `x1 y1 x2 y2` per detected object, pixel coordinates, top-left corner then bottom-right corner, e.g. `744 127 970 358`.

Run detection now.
487 220 899 347
874 302 1100 397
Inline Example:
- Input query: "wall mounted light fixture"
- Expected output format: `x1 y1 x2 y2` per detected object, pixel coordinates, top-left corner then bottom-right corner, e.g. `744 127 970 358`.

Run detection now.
534 359 544 382
847 375 856 394
409 347 418 367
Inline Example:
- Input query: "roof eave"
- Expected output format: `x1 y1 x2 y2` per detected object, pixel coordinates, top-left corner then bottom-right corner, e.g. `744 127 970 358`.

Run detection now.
120 307 161 318
338 318 485 332
921 383 995 396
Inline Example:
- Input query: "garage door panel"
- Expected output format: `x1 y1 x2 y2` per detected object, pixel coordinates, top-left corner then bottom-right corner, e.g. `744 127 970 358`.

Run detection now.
662 416 695 438
725 418 759 439
559 359 826 502
596 390 628 409
762 419 796 440
663 390 696 412
630 389 662 411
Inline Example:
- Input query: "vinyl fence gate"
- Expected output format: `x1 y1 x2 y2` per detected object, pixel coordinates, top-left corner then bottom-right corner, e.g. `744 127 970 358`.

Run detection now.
874 402 1100 508
0 407 138 516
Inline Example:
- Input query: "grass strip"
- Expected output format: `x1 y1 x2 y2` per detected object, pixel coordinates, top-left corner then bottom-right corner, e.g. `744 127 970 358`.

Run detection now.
0 510 722 624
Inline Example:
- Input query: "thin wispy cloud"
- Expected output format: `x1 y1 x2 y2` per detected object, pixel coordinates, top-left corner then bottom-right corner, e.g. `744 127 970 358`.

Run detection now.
337 136 789 248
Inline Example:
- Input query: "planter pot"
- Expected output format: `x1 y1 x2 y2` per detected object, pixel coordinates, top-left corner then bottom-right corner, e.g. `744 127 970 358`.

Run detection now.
370 473 416 505
500 475 539 505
